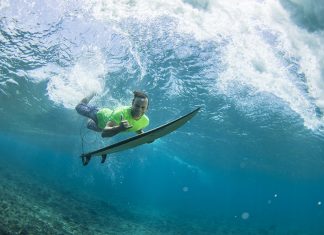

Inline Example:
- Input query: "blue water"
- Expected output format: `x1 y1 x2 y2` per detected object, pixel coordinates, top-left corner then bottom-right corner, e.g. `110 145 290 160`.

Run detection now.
1 0 324 234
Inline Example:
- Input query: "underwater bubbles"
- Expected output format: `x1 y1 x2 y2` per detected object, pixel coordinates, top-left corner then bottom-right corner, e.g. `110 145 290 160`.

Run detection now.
241 212 250 220
182 186 189 192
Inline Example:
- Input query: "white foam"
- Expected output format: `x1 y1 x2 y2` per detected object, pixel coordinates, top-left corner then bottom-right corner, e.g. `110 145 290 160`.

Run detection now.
215 1 324 130
28 64 61 83
5 0 318 131
82 0 324 131
46 46 107 108
189 0 324 130
0 0 10 10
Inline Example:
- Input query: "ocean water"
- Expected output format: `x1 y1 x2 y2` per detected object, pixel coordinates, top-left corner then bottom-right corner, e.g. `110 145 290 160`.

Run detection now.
1 0 324 234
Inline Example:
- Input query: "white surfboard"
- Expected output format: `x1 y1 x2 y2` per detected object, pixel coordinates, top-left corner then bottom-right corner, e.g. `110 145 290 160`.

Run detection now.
81 107 200 165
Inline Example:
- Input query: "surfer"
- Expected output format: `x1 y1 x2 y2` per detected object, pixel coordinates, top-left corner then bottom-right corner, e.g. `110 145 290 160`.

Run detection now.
75 91 149 138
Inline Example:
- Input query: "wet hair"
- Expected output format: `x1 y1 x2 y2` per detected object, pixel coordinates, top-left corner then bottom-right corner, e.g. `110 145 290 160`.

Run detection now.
133 91 148 99
132 91 149 109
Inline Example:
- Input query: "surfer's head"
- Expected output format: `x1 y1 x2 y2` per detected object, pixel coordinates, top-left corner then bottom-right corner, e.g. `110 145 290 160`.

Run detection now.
131 91 149 119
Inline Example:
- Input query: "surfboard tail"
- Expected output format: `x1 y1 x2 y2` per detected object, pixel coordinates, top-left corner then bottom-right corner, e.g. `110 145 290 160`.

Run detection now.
81 154 91 166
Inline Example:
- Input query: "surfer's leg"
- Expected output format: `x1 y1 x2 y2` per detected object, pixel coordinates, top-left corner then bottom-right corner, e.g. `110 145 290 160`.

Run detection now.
75 103 101 130
87 120 102 132
76 103 98 120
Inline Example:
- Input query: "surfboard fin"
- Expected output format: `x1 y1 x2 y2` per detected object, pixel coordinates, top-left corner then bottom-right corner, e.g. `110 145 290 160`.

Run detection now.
101 154 107 164
81 154 91 166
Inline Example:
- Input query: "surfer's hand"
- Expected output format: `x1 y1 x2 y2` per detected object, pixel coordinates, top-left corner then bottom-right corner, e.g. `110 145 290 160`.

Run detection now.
119 115 132 131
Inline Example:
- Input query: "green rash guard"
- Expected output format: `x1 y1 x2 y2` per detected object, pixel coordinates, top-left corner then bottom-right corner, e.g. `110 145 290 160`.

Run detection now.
96 106 149 132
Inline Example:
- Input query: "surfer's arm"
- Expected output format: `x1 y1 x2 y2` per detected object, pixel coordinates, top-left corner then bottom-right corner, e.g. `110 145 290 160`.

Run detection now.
101 121 122 137
101 120 133 138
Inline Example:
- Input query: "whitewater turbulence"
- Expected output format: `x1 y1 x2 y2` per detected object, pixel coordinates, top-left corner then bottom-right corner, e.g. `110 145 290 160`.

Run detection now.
1 0 324 133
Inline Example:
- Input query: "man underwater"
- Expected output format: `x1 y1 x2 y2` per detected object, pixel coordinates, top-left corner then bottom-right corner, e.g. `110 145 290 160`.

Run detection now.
75 91 149 138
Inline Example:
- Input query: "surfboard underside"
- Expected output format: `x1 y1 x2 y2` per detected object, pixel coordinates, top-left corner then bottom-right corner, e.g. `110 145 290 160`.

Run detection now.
81 107 200 165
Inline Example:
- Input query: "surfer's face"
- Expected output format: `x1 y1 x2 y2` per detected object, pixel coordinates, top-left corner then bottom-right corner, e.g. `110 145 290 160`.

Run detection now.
131 97 148 119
